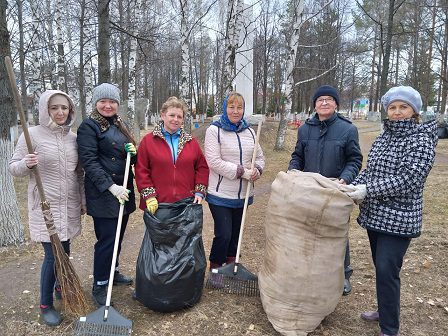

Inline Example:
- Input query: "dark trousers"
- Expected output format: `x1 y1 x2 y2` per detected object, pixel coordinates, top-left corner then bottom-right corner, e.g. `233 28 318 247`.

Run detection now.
40 240 70 306
344 241 353 279
368 229 411 335
93 215 129 285
208 204 243 265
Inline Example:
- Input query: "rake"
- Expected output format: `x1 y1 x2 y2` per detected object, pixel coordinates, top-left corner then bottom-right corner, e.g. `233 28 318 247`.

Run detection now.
73 152 132 336
205 120 262 297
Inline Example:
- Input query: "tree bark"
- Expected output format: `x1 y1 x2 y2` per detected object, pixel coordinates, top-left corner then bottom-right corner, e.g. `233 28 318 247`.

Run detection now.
180 0 192 133
379 0 396 120
0 0 25 246
98 0 111 84
17 0 27 122
29 0 42 125
274 0 305 151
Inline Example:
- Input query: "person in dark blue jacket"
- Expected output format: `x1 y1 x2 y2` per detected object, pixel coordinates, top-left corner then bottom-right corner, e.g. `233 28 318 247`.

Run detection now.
289 85 362 295
77 83 137 306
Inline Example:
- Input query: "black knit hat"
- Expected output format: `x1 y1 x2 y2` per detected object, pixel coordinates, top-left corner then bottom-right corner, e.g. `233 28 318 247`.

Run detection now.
313 85 339 107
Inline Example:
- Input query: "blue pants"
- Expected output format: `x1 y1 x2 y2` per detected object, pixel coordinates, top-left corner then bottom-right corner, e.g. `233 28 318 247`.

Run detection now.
93 215 129 285
368 229 411 335
40 240 70 306
208 204 243 265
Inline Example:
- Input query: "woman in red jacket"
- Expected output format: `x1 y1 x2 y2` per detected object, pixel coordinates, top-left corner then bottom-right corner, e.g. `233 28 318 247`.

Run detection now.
135 97 209 212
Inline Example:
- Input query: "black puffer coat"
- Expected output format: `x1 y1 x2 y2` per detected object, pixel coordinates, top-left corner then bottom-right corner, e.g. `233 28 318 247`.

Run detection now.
288 112 362 184
354 119 437 237
77 110 136 218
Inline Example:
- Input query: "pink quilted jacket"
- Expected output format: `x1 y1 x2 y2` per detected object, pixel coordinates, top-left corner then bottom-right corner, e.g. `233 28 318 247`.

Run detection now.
9 90 85 242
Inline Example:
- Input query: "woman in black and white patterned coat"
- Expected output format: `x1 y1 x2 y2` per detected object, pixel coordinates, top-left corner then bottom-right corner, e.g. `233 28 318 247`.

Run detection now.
341 86 438 336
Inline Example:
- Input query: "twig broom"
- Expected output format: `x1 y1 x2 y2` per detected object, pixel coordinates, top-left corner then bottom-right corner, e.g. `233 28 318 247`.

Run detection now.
5 56 88 316
205 120 262 296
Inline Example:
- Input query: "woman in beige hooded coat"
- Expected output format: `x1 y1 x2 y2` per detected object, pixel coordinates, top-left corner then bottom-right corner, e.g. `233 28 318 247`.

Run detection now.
9 90 86 327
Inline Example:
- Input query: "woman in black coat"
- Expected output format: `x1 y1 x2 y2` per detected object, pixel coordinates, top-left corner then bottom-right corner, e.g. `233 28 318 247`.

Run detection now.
77 83 137 306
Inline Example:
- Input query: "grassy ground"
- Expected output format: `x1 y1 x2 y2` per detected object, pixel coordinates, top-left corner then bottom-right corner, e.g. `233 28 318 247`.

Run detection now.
0 120 446 336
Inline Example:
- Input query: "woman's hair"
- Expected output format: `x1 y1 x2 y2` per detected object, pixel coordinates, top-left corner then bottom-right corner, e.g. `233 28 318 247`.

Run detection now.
226 92 245 107
160 97 188 117
412 111 420 123
92 107 136 145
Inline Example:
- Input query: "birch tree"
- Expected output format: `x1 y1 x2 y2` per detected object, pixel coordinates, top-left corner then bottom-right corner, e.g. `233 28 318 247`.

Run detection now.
127 0 143 140
274 0 305 150
29 0 43 125
56 0 66 91
180 0 192 133
0 0 25 246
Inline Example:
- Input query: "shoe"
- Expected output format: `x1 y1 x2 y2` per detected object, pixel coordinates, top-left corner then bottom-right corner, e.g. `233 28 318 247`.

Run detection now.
113 272 133 286
343 278 352 295
92 285 114 307
40 305 62 326
208 272 224 288
361 310 379 321
379 332 399 336
54 286 62 300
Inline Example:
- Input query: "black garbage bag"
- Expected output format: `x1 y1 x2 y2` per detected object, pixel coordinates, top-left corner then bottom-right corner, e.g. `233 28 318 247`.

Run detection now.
437 125 448 139
135 197 206 313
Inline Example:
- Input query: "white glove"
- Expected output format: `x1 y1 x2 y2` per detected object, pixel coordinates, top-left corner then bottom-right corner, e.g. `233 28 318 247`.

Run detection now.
339 184 367 204
108 184 130 204
241 168 253 180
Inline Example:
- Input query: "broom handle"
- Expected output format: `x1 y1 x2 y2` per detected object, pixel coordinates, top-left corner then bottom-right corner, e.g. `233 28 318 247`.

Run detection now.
104 151 131 319
5 56 47 204
234 120 262 273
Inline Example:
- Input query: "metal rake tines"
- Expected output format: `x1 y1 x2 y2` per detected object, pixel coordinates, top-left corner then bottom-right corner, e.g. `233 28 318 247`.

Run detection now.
205 273 260 296
73 321 132 336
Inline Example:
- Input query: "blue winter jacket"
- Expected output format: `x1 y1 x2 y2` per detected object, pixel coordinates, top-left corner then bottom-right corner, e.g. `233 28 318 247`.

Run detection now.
288 112 362 184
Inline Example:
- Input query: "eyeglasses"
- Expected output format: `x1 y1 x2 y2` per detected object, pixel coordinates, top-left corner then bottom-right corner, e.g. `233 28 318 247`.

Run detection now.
316 97 335 104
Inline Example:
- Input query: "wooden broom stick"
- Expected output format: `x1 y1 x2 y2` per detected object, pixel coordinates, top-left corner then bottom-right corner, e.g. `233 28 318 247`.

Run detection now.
5 56 88 315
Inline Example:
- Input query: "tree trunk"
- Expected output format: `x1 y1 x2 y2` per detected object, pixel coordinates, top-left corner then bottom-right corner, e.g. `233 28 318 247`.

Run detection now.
222 0 236 96
423 0 437 112
56 0 66 92
29 0 42 125
369 25 377 114
274 0 305 151
180 0 192 133
0 0 25 246
17 0 27 122
98 0 111 84
441 0 448 115
127 0 143 142
379 0 396 120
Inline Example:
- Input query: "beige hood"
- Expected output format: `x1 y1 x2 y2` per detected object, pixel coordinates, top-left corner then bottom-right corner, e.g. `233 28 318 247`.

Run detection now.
38 90 76 128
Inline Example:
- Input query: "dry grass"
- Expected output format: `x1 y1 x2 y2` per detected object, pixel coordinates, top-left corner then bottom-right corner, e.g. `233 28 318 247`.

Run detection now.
0 120 446 336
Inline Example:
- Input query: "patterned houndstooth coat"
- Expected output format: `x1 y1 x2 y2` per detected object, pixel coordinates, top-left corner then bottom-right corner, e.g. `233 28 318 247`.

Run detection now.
353 119 438 238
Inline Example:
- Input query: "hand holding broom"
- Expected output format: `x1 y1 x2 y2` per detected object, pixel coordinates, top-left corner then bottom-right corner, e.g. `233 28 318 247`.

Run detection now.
5 56 88 316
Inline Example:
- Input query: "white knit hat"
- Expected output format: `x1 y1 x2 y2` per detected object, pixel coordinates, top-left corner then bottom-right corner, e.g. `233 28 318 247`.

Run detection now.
381 86 422 114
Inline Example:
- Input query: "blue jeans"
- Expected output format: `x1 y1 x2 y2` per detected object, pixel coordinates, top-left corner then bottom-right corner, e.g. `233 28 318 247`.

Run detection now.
93 215 129 285
368 229 411 335
40 240 70 306
208 204 243 265
344 241 353 279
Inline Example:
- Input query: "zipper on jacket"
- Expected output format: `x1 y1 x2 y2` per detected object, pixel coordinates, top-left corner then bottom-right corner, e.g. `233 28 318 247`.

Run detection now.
216 175 223 192
237 133 243 199
168 134 176 164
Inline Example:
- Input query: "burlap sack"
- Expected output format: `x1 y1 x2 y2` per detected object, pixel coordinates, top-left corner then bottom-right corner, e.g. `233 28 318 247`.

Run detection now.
259 170 353 336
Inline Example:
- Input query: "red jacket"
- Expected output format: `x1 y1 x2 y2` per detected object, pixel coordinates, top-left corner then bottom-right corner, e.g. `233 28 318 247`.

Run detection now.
135 123 209 210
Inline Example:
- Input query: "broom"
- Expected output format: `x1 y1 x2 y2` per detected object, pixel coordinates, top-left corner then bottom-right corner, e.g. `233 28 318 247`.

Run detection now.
5 56 88 316
205 120 262 296
73 152 132 336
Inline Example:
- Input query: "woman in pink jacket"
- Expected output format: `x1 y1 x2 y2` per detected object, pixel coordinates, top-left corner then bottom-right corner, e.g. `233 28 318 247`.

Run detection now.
204 92 265 272
9 90 86 327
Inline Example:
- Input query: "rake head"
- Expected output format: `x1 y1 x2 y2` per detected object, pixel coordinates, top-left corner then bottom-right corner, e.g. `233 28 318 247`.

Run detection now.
73 306 132 336
205 262 259 296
